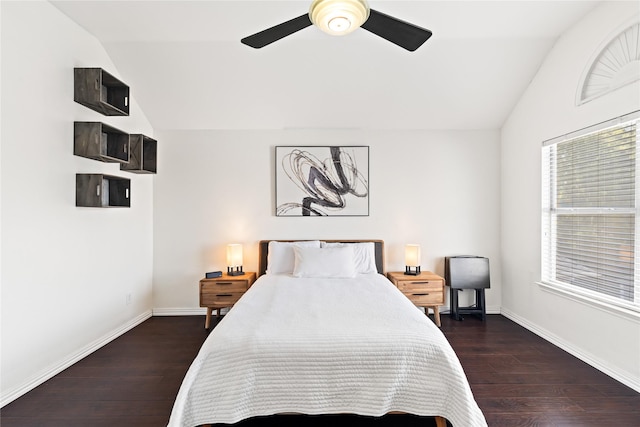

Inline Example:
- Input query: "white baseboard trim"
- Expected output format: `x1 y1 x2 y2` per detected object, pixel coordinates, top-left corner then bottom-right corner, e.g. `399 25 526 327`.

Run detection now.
501 307 640 393
0 310 152 408
152 307 207 316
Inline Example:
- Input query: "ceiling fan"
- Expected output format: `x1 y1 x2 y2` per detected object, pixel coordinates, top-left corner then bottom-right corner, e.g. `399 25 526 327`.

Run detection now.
241 0 433 52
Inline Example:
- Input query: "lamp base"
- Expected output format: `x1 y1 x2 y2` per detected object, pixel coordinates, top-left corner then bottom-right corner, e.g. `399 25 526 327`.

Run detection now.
227 267 244 276
404 266 421 276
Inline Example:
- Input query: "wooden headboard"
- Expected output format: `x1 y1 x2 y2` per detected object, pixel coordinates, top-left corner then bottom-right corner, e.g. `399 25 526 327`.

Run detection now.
258 239 385 276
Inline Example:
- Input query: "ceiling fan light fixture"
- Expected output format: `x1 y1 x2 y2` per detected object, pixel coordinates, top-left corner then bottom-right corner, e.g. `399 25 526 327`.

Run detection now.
309 0 370 36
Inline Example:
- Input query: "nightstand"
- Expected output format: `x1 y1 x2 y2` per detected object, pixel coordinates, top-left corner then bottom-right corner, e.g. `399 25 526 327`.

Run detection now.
387 271 445 327
199 272 256 329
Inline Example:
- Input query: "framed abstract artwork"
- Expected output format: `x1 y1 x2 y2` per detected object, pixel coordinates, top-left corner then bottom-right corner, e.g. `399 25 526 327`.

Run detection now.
275 146 369 217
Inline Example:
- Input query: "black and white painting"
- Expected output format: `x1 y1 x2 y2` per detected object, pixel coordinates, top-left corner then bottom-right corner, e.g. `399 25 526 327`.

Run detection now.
275 146 369 216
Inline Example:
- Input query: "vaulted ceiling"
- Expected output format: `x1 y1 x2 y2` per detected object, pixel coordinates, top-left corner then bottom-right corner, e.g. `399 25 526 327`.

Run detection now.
51 0 600 131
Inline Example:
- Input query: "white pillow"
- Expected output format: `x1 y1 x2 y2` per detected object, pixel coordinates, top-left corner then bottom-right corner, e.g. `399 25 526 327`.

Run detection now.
266 240 321 274
321 242 378 274
292 246 357 278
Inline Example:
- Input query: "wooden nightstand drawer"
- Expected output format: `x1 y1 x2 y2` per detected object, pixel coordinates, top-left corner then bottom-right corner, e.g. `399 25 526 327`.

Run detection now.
201 292 245 307
403 291 443 305
201 280 249 294
397 280 443 293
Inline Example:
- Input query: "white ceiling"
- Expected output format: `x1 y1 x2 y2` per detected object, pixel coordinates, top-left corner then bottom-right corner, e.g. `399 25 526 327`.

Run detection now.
50 0 600 131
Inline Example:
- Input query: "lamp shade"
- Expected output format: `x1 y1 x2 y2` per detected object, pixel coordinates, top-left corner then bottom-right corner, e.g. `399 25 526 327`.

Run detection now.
309 0 370 36
226 244 243 268
405 244 421 267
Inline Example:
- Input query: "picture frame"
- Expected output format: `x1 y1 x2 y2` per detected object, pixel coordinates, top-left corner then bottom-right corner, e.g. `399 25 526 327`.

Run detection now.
275 145 369 217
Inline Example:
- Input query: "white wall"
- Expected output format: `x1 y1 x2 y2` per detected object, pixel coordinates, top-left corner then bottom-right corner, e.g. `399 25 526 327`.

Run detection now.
501 1 640 391
152 129 502 314
1 1 154 405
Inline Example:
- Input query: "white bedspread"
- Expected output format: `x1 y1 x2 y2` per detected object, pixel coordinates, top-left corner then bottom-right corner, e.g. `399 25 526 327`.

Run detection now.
168 274 487 427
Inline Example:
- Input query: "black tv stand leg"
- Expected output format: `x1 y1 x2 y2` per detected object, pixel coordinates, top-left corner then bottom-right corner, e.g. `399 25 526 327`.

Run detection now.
450 288 464 321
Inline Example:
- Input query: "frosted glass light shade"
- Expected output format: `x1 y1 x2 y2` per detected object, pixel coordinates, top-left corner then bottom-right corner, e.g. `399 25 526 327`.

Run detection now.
309 0 370 36
227 244 243 268
405 244 421 267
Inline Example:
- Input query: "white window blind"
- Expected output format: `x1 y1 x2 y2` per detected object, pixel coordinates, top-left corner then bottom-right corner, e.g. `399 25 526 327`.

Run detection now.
542 111 640 312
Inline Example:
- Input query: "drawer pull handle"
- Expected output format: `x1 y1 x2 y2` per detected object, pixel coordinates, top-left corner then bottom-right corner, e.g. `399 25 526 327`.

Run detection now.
414 293 430 296
216 294 233 297
411 281 431 284
216 282 233 285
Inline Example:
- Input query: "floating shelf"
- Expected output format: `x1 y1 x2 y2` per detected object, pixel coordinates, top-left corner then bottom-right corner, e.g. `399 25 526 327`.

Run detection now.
74 68 130 116
74 121 130 164
76 174 131 208
121 134 157 174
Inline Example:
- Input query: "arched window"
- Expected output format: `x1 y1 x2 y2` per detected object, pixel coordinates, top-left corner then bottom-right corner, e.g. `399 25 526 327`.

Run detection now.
577 22 640 105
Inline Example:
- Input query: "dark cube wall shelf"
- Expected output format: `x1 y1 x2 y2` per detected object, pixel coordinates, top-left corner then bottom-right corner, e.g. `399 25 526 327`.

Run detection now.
121 134 157 174
74 121 130 164
74 68 130 116
76 174 131 208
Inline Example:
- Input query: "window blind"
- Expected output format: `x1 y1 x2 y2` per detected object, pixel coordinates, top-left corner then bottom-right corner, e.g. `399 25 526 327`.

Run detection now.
542 111 640 311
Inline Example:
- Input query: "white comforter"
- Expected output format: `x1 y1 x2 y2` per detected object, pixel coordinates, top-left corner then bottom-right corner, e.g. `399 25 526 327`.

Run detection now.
168 273 487 427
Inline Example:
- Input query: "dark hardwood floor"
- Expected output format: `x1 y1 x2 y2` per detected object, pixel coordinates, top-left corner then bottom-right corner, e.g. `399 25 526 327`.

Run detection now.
1 314 638 426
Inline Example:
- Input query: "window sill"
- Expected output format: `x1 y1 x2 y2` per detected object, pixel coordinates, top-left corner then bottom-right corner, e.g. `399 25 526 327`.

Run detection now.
537 281 640 323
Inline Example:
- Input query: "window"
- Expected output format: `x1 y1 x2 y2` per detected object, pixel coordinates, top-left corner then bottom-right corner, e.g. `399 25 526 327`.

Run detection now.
542 111 640 312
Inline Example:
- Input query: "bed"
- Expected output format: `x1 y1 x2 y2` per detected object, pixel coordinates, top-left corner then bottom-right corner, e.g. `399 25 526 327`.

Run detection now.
168 240 487 427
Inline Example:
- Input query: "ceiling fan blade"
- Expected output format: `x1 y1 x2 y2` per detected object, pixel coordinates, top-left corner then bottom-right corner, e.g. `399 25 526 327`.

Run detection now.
241 14 313 49
360 9 432 52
